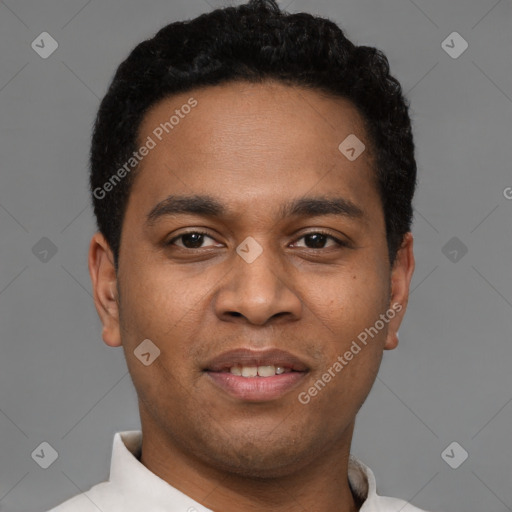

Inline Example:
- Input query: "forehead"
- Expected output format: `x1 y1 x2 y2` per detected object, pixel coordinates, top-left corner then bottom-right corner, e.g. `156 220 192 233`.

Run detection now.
138 80 371 165
127 80 381 226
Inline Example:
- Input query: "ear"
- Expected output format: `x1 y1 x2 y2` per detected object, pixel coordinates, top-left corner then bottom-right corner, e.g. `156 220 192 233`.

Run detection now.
88 232 122 347
384 232 415 351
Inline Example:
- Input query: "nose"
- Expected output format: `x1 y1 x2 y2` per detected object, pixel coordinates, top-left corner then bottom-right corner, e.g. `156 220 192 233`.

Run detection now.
213 239 303 326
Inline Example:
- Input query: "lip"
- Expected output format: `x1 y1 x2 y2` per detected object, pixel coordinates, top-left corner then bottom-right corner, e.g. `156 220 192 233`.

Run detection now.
206 372 306 402
204 348 309 372
203 348 309 402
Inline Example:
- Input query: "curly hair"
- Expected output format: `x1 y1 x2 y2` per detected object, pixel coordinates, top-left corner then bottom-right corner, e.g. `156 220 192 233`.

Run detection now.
90 0 417 269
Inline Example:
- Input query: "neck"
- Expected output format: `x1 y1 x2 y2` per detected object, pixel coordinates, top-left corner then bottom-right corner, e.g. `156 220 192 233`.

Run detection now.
138 416 360 512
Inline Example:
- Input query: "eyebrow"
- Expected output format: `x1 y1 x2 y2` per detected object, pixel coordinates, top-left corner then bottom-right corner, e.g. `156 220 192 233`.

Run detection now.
145 194 365 227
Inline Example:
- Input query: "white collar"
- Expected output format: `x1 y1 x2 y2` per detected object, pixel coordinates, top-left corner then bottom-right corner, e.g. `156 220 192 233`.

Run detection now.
107 430 386 511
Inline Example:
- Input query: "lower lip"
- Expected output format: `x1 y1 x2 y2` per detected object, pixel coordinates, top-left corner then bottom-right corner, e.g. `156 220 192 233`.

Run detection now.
205 371 306 402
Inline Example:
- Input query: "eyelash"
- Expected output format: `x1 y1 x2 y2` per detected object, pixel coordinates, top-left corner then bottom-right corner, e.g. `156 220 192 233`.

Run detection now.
166 230 349 250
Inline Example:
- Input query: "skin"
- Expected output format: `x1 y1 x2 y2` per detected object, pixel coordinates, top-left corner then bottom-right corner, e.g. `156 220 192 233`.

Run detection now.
89 80 415 512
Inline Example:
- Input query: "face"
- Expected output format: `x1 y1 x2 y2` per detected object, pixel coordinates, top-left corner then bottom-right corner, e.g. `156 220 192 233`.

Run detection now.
89 81 414 478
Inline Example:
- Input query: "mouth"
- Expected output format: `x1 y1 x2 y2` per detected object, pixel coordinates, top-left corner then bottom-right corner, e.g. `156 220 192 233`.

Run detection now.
203 348 309 402
215 364 296 377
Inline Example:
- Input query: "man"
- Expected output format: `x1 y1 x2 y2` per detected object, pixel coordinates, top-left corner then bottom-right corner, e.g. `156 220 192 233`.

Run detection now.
49 0 431 510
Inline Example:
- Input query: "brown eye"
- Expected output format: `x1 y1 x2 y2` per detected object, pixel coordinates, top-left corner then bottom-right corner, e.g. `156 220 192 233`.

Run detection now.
293 232 347 249
167 231 217 249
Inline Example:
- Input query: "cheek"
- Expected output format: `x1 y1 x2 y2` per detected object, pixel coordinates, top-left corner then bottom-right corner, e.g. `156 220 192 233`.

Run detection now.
119 261 190 334
117 267 196 412
117 259 206 378
304 265 390 338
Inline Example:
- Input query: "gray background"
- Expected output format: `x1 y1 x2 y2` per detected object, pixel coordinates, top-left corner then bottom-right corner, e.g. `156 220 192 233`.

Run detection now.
0 0 511 510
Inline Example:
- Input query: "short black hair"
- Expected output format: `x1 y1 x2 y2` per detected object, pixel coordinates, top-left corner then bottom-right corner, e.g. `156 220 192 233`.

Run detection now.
90 0 417 270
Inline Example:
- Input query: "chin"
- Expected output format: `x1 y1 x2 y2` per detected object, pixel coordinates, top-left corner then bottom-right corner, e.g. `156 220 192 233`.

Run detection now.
199 434 314 479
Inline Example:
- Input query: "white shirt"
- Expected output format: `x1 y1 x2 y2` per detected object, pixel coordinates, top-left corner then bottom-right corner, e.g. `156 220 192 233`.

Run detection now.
48 430 432 512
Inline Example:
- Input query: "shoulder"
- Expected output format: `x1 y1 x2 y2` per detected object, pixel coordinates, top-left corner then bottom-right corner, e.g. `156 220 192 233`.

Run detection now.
369 495 435 511
47 495 96 512
350 457 437 512
46 481 113 512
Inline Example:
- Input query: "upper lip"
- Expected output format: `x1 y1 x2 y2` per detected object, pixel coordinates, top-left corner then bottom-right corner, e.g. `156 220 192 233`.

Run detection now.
204 348 309 372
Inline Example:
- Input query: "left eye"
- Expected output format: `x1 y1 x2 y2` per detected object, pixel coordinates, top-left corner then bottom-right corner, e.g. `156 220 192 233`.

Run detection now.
167 231 346 250
292 232 346 249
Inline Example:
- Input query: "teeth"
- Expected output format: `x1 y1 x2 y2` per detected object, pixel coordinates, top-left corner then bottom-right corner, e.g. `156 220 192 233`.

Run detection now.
229 365 291 377
241 366 258 377
257 365 276 377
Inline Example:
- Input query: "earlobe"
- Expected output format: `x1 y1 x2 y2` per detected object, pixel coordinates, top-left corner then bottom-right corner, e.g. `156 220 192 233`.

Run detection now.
385 334 398 351
384 232 415 351
88 232 122 347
